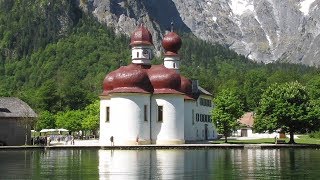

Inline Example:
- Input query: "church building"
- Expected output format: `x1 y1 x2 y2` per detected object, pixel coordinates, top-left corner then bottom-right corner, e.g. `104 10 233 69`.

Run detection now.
99 25 217 145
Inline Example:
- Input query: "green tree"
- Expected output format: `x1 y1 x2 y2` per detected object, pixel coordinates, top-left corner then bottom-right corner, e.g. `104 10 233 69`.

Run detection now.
254 82 313 144
307 99 320 132
82 100 99 137
243 69 268 111
306 75 320 100
55 110 83 134
211 89 243 143
306 76 320 132
35 110 56 131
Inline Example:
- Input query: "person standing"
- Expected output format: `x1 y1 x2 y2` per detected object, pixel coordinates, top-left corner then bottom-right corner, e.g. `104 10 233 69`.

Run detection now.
110 136 114 146
71 136 74 145
136 136 139 145
65 135 69 145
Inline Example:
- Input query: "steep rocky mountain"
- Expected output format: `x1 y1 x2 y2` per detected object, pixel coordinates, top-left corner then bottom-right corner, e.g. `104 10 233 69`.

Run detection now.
80 0 320 66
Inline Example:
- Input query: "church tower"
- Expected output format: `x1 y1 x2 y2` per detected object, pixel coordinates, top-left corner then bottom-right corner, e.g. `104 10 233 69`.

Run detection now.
130 24 153 65
162 25 182 73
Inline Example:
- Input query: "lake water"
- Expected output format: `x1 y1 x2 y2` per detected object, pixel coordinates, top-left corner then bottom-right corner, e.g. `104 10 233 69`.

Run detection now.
0 148 320 179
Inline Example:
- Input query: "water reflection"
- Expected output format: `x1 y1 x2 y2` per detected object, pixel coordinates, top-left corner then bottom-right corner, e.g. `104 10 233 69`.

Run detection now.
0 148 320 179
98 148 320 179
0 149 99 179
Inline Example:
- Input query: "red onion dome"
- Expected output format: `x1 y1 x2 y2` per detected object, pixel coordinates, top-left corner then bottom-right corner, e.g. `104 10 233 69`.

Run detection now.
103 71 116 95
162 31 182 56
180 76 193 99
130 24 153 46
148 65 183 94
102 64 153 95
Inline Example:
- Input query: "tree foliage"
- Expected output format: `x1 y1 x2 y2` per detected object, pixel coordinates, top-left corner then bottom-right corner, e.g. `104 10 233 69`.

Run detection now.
254 82 318 143
55 110 83 133
35 110 56 131
82 100 99 135
211 89 243 143
306 75 320 100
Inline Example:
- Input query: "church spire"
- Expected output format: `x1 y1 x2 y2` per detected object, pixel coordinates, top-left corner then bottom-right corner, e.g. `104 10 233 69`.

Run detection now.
130 24 154 65
162 25 182 73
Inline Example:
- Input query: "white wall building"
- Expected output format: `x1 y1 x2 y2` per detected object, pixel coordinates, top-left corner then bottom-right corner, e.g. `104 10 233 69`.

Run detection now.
99 25 217 145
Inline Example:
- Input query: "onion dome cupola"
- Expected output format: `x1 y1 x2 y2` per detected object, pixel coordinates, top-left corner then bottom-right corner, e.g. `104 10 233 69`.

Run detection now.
130 24 154 65
102 64 153 95
162 23 182 73
180 76 193 99
148 65 183 94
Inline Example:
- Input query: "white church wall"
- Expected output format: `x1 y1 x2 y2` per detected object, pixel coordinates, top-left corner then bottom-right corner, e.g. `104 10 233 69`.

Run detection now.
99 98 111 145
193 95 217 141
184 100 196 141
100 93 151 145
151 94 185 144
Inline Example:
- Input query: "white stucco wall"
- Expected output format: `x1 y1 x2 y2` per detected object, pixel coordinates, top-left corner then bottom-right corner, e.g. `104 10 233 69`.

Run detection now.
131 46 152 64
151 94 185 144
100 93 151 145
163 56 180 73
191 94 217 141
99 92 217 145
184 100 196 140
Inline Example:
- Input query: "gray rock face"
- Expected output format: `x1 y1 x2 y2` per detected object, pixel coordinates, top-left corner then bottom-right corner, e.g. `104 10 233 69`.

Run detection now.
81 0 320 66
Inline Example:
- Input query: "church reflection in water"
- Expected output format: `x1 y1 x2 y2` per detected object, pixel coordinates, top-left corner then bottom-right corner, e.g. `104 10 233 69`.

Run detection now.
98 148 315 179
0 148 317 179
98 149 239 179
98 149 186 180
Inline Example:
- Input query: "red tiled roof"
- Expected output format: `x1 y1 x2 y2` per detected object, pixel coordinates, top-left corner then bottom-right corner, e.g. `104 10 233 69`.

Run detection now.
238 112 254 128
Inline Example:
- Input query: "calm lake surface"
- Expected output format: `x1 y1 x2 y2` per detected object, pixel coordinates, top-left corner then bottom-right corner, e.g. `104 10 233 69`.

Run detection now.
0 148 320 179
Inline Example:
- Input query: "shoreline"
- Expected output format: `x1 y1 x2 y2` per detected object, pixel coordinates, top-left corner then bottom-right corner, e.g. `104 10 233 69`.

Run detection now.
1 143 320 150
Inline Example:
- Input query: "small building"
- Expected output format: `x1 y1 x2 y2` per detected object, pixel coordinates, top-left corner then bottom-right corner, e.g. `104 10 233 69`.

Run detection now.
236 112 280 139
99 25 217 145
237 112 254 137
0 97 37 146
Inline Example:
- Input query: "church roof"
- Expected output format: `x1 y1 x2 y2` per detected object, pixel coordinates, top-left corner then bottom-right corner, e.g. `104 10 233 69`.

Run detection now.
198 86 213 96
162 31 182 56
102 25 208 100
130 24 153 46
102 64 186 96
0 97 37 118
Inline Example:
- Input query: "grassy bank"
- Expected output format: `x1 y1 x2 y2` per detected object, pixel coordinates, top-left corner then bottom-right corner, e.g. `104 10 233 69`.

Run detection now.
211 136 320 145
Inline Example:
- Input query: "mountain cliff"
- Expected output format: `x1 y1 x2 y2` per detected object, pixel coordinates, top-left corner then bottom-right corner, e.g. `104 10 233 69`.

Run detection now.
82 0 320 66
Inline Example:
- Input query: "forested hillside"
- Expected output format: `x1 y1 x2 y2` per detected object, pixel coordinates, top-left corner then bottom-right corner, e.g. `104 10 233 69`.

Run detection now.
1 0 319 118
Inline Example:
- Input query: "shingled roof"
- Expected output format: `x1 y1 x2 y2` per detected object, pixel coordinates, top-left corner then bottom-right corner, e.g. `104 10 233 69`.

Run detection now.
198 86 213 96
0 97 37 118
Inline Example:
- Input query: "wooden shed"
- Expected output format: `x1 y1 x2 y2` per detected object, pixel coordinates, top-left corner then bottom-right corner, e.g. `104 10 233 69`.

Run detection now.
0 97 37 146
